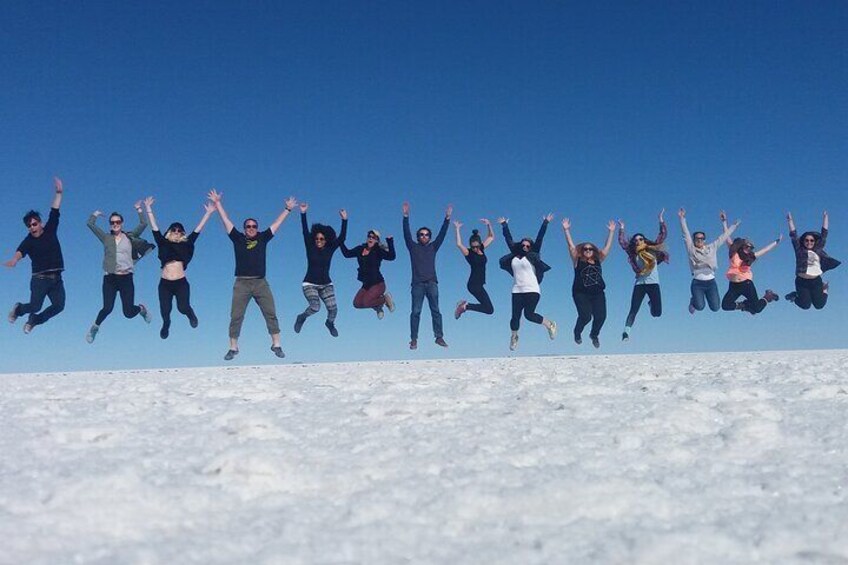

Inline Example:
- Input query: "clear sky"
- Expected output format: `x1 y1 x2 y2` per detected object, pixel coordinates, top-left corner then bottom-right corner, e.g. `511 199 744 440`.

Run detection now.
2 1 846 373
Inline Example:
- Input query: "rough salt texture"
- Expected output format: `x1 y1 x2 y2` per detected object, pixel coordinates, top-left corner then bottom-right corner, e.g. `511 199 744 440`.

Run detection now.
2 351 848 563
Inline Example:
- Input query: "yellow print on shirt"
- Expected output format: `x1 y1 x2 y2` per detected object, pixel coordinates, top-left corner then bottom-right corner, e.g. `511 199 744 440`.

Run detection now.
246 240 258 250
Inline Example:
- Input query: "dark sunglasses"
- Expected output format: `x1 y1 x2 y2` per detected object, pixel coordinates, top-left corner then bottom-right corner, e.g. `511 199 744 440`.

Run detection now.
694 236 706 241
244 224 258 229
110 220 123 225
171 228 185 234
367 234 379 240
28 221 40 227
582 247 594 252
803 238 816 243
417 232 431 238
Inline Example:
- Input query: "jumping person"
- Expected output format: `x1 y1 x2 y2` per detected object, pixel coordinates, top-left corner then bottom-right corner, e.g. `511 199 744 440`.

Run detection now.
293 204 347 337
453 219 495 319
143 196 216 339
720 211 781 314
5 177 66 333
785 211 840 309
85 201 155 343
562 217 615 348
498 214 557 351
678 208 740 314
340 224 396 319
618 209 668 341
208 189 296 360
403 201 451 350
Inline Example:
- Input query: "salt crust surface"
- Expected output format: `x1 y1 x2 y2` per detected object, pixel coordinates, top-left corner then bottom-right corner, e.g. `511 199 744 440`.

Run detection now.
1 351 847 564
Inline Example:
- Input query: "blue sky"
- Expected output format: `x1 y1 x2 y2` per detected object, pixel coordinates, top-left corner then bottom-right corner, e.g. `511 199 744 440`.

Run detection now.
1 1 846 373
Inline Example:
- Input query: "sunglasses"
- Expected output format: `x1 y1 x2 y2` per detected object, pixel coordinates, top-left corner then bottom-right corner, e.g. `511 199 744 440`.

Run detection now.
110 220 123 225
694 236 706 241
244 224 258 229
582 247 594 253
367 234 379 240
171 228 185 234
28 221 40 227
803 238 816 243
417 233 431 238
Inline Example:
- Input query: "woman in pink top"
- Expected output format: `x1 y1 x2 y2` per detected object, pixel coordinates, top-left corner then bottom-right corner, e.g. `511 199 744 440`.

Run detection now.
719 211 782 314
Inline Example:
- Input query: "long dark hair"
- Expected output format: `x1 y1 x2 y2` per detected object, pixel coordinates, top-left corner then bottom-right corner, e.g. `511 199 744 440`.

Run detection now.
310 223 337 246
729 237 756 266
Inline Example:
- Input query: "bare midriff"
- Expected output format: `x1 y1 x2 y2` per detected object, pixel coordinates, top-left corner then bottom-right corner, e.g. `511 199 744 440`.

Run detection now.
161 261 187 281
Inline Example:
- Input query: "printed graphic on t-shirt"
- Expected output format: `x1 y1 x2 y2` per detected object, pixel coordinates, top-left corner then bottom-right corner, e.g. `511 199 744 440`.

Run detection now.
246 240 258 250
581 264 602 287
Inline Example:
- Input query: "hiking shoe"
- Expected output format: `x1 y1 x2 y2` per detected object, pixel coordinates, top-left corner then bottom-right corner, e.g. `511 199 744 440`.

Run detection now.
574 330 582 345
591 337 600 349
160 323 170 340
383 292 395 312
8 303 20 324
546 320 557 340
188 313 199 328
294 313 307 333
785 291 797 303
23 322 34 334
376 308 385 320
622 331 629 342
139 304 152 323
271 346 285 358
454 300 467 320
409 339 417 350
325 320 339 337
764 289 779 303
509 333 519 351
688 302 696 314
86 324 99 344
224 349 239 361
435 337 448 347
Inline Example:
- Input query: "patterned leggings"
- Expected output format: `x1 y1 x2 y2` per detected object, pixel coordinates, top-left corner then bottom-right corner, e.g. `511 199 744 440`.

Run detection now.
301 284 338 322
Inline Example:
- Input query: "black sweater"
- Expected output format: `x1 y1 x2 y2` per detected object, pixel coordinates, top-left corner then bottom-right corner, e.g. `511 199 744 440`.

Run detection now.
302 213 347 285
341 238 396 288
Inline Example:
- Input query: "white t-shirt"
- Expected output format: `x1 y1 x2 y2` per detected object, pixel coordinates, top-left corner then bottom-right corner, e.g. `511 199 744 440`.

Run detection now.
804 250 823 278
511 256 540 294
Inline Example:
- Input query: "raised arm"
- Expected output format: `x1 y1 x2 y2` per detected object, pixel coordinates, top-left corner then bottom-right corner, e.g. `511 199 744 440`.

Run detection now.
481 219 495 247
617 220 629 251
755 234 783 258
499 217 515 249
299 203 310 244
402 202 414 249
454 221 469 256
269 196 296 235
655 208 667 244
600 220 616 259
385 236 397 261
713 219 740 248
561 218 577 260
194 202 216 233
143 196 159 232
534 213 552 251
821 210 829 245
51 177 64 209
87 210 107 241
432 205 452 250
208 189 234 233
128 202 148 237
719 210 734 247
333 208 348 247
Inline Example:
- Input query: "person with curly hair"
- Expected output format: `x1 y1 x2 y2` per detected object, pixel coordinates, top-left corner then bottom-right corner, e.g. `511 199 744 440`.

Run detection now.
785 211 841 310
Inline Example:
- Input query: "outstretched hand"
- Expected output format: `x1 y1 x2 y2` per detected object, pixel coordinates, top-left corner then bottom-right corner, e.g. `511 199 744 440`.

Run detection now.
285 196 297 210
543 212 554 223
339 208 347 220
480 218 491 226
93 210 103 218
134 200 143 212
453 220 463 229
561 218 571 231
402 201 410 216
786 211 793 222
658 208 665 222
54 177 63 193
144 196 155 210
719 210 727 222
617 219 625 230
607 219 616 231
3 259 17 268
203 202 216 214
207 188 222 203
497 217 508 225
678 207 686 218
445 204 453 218
299 202 309 213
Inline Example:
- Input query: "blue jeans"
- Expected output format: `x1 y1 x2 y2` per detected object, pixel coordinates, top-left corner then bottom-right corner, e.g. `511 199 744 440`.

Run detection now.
16 274 66 327
690 278 720 312
410 281 443 340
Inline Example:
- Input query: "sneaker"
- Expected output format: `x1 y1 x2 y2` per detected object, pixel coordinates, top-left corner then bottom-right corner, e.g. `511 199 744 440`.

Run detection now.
409 339 417 350
688 302 696 314
546 320 557 340
86 324 99 344
591 337 600 349
188 313 199 328
8 303 20 324
271 346 285 358
823 281 829 295
325 320 339 337
622 331 629 342
383 292 395 312
574 330 582 345
224 349 239 361
160 323 170 340
294 313 307 333
139 304 152 323
454 300 467 320
785 291 797 303
376 308 385 320
764 289 779 303
435 337 448 347
23 322 33 334
509 333 519 351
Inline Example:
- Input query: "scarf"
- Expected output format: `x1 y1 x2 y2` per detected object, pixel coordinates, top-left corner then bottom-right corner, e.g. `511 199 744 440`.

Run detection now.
635 241 661 277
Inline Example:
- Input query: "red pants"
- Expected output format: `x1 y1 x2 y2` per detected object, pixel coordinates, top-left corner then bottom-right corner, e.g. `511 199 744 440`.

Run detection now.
353 282 386 309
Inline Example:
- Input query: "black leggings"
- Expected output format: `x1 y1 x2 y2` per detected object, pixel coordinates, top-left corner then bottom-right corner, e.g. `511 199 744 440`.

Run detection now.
510 292 543 331
625 284 661 327
573 291 606 339
95 274 141 325
159 278 196 327
722 280 766 314
794 276 827 310
465 281 494 315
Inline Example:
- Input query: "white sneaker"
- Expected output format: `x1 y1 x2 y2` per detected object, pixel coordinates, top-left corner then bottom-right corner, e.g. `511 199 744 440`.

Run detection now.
546 320 557 340
509 333 519 351
376 308 385 320
383 292 395 312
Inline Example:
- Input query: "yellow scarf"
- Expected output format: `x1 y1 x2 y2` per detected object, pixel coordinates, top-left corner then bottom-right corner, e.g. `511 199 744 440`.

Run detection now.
635 241 660 277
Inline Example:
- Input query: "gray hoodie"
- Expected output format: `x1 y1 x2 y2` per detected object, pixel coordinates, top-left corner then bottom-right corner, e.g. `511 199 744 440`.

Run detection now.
680 217 737 280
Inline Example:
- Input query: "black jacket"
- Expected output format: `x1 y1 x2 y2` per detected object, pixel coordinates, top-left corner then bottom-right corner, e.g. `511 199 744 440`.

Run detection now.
498 220 551 283
790 228 841 275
